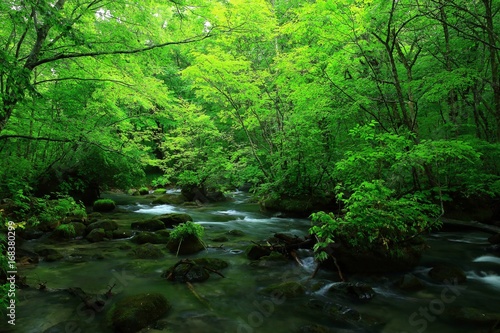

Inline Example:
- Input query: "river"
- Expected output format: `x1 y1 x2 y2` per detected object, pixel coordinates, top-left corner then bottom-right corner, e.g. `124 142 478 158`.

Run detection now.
9 191 500 333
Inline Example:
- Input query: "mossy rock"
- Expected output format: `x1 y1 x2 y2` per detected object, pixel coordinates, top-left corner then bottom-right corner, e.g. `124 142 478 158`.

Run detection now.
262 281 305 298
138 187 150 195
152 193 187 205
86 220 119 233
93 199 116 212
70 222 87 237
49 224 76 241
246 245 272 260
227 229 245 236
131 219 166 231
156 213 193 228
163 262 210 283
113 229 134 239
166 235 205 255
297 324 331 333
307 299 361 324
191 258 229 270
131 231 170 245
86 228 106 242
429 264 467 284
110 293 171 333
211 236 229 242
153 188 167 194
132 243 164 259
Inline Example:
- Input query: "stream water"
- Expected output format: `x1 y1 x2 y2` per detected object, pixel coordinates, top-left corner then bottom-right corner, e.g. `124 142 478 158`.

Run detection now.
7 191 500 333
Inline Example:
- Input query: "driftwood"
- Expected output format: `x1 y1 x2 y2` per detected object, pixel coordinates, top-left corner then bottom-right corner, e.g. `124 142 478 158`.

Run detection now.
186 281 213 310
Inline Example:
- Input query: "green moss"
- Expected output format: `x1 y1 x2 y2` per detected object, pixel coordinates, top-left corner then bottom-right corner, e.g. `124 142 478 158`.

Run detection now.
93 199 116 212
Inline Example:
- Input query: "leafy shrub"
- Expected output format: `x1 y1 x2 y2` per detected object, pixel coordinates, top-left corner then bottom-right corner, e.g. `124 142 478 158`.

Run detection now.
54 224 76 238
93 199 116 212
310 180 441 261
170 221 204 241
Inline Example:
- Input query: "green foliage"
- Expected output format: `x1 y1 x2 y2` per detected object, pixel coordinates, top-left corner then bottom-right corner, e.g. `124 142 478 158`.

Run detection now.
93 199 116 212
54 224 76 238
310 180 442 261
9 195 87 228
169 222 204 241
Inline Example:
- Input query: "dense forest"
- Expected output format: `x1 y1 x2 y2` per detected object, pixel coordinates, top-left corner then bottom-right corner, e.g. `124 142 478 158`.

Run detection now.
1 0 500 331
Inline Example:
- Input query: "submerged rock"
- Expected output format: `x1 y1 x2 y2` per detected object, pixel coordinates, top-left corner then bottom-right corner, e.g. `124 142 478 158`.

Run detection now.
262 281 305 298
132 243 164 259
488 233 500 245
444 306 500 326
429 264 467 284
131 219 166 231
34 247 63 262
307 299 361 323
112 229 134 239
396 273 425 291
110 293 170 333
131 231 169 244
246 244 272 260
327 282 376 301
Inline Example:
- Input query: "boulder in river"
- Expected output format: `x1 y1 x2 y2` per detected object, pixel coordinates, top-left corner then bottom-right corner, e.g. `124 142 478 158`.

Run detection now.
86 220 118 233
110 293 170 333
488 233 500 245
157 213 193 228
131 243 164 259
428 264 467 284
396 273 425 291
86 228 106 242
444 306 500 326
131 219 166 231
327 282 376 301
131 231 170 244
152 193 187 205
92 199 116 212
166 234 205 255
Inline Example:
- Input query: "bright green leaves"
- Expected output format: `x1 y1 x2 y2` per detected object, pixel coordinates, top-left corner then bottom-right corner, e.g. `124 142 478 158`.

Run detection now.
310 180 442 260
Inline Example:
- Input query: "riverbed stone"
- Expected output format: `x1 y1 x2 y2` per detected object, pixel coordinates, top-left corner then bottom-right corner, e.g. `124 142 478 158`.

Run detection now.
110 293 171 333
86 228 106 242
166 234 205 255
112 229 134 239
262 281 305 298
132 243 164 259
163 262 210 283
70 222 87 237
246 244 272 260
131 219 166 231
327 282 376 301
488 233 500 245
191 257 229 270
35 247 63 262
86 220 118 233
396 273 425 291
152 193 187 205
429 264 467 284
227 229 245 236
444 306 500 326
307 299 361 323
211 235 229 242
157 213 193 228
131 231 169 244
297 324 331 333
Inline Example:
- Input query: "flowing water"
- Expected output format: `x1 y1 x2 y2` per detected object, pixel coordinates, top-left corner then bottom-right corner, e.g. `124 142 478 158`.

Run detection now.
7 192 500 333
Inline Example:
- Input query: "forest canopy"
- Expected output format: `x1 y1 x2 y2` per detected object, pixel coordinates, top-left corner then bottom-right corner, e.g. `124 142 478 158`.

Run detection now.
0 0 499 214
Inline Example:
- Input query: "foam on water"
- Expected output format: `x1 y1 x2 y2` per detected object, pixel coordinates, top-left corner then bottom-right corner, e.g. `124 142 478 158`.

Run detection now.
473 255 500 265
466 271 500 289
135 204 178 214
